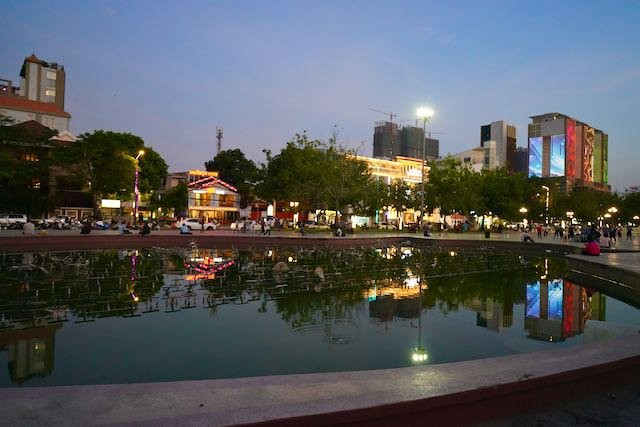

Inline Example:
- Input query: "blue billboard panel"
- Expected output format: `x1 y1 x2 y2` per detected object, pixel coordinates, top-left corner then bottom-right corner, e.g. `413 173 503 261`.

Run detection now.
528 137 543 177
548 279 563 320
550 134 565 177
526 282 540 318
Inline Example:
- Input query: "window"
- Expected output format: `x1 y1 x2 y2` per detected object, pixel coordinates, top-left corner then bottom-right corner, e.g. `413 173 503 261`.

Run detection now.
43 116 55 128
46 71 57 80
22 153 39 162
45 87 56 96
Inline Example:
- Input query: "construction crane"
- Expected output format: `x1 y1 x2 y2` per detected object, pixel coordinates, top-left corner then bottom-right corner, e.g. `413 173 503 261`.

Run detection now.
369 108 397 123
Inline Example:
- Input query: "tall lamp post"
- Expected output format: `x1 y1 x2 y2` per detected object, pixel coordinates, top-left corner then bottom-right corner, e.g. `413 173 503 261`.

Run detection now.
416 107 434 228
541 185 550 225
133 150 145 223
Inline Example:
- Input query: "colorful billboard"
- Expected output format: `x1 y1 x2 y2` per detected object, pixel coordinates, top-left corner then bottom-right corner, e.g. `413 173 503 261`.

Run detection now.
582 127 594 181
548 279 564 320
528 137 543 177
550 135 565 177
603 134 608 184
566 120 576 178
526 282 540 318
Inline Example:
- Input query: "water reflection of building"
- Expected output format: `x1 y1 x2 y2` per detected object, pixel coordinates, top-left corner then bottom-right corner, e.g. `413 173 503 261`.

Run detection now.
467 298 513 332
368 281 421 322
525 278 589 342
0 323 61 384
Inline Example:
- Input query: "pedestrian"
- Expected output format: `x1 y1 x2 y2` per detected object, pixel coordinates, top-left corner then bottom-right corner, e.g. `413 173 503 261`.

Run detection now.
536 224 542 239
609 226 616 243
261 219 265 235
22 220 35 236
617 226 622 240
263 220 271 236
199 216 205 233
180 223 192 235
627 225 633 240
139 221 151 236
521 230 535 243
543 226 548 237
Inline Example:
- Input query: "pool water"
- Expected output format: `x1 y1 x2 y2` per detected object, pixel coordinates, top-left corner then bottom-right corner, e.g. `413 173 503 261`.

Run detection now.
0 244 638 387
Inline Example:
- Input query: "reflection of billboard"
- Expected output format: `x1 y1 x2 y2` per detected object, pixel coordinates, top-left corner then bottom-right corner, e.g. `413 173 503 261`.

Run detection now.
548 279 563 320
528 137 543 177
526 282 540 317
550 135 565 177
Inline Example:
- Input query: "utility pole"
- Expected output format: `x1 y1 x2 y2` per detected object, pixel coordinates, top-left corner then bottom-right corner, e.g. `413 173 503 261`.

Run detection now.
216 127 223 155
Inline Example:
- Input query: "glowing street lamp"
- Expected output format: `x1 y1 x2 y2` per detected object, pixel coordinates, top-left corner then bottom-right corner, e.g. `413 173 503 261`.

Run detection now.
410 277 428 364
133 150 144 222
416 107 434 228
519 207 528 214
607 207 618 214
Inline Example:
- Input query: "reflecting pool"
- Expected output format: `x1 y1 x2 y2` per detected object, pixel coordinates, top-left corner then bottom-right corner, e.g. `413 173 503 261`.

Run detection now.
0 244 638 387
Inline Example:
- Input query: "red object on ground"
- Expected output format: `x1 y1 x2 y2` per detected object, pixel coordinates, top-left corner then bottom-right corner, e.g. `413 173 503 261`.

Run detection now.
583 241 601 256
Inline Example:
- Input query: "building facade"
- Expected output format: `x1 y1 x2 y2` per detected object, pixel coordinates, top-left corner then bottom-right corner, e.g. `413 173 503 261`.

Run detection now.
373 121 439 161
164 170 240 224
448 147 485 172
528 113 609 192
480 120 517 171
0 55 70 133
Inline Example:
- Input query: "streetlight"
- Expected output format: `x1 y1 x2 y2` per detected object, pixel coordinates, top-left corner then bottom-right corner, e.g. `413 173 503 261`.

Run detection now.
541 185 550 225
410 277 428 364
416 107 434 229
519 207 528 214
133 150 144 222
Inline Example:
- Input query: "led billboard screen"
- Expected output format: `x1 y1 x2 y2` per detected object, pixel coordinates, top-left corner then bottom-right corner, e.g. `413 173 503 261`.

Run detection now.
526 282 540 318
548 279 564 320
528 137 543 177
550 135 565 177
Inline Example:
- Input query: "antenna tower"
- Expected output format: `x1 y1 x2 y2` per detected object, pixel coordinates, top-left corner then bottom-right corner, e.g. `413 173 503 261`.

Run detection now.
216 127 223 155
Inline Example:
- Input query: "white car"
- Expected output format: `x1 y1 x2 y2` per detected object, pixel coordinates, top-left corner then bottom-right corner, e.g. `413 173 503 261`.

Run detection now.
179 218 218 231
0 214 28 226
231 219 261 232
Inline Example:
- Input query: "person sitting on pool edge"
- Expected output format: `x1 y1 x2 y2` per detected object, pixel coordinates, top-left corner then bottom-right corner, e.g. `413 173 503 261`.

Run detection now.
581 237 601 256
180 222 192 235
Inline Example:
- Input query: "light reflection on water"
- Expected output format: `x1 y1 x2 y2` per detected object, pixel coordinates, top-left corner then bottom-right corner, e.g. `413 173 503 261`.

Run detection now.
0 244 637 387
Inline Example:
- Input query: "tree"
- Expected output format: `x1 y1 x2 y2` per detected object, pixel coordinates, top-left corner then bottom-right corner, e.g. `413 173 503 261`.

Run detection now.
353 178 389 219
53 130 168 214
205 149 259 208
424 156 480 216
477 169 530 221
620 191 640 222
155 181 188 214
0 120 57 216
138 146 168 194
256 133 372 218
388 179 412 222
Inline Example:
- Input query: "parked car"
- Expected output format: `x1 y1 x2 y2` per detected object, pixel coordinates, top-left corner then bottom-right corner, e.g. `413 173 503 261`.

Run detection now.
0 213 28 227
179 218 218 231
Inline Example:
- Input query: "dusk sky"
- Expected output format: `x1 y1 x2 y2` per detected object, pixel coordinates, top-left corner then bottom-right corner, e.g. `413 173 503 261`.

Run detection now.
2 0 639 190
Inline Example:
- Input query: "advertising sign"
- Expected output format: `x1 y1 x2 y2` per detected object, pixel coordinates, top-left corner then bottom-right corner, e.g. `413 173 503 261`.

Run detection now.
528 137 543 177
550 135 565 177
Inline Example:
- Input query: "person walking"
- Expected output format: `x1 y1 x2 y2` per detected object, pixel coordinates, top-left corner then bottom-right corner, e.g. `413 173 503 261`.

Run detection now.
627 225 633 240
199 216 205 233
263 220 271 236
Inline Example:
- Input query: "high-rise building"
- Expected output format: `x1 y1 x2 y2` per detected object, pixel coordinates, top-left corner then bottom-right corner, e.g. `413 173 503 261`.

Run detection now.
373 122 439 161
0 54 70 132
424 137 439 159
480 120 517 171
513 147 528 174
373 121 399 158
528 113 609 192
